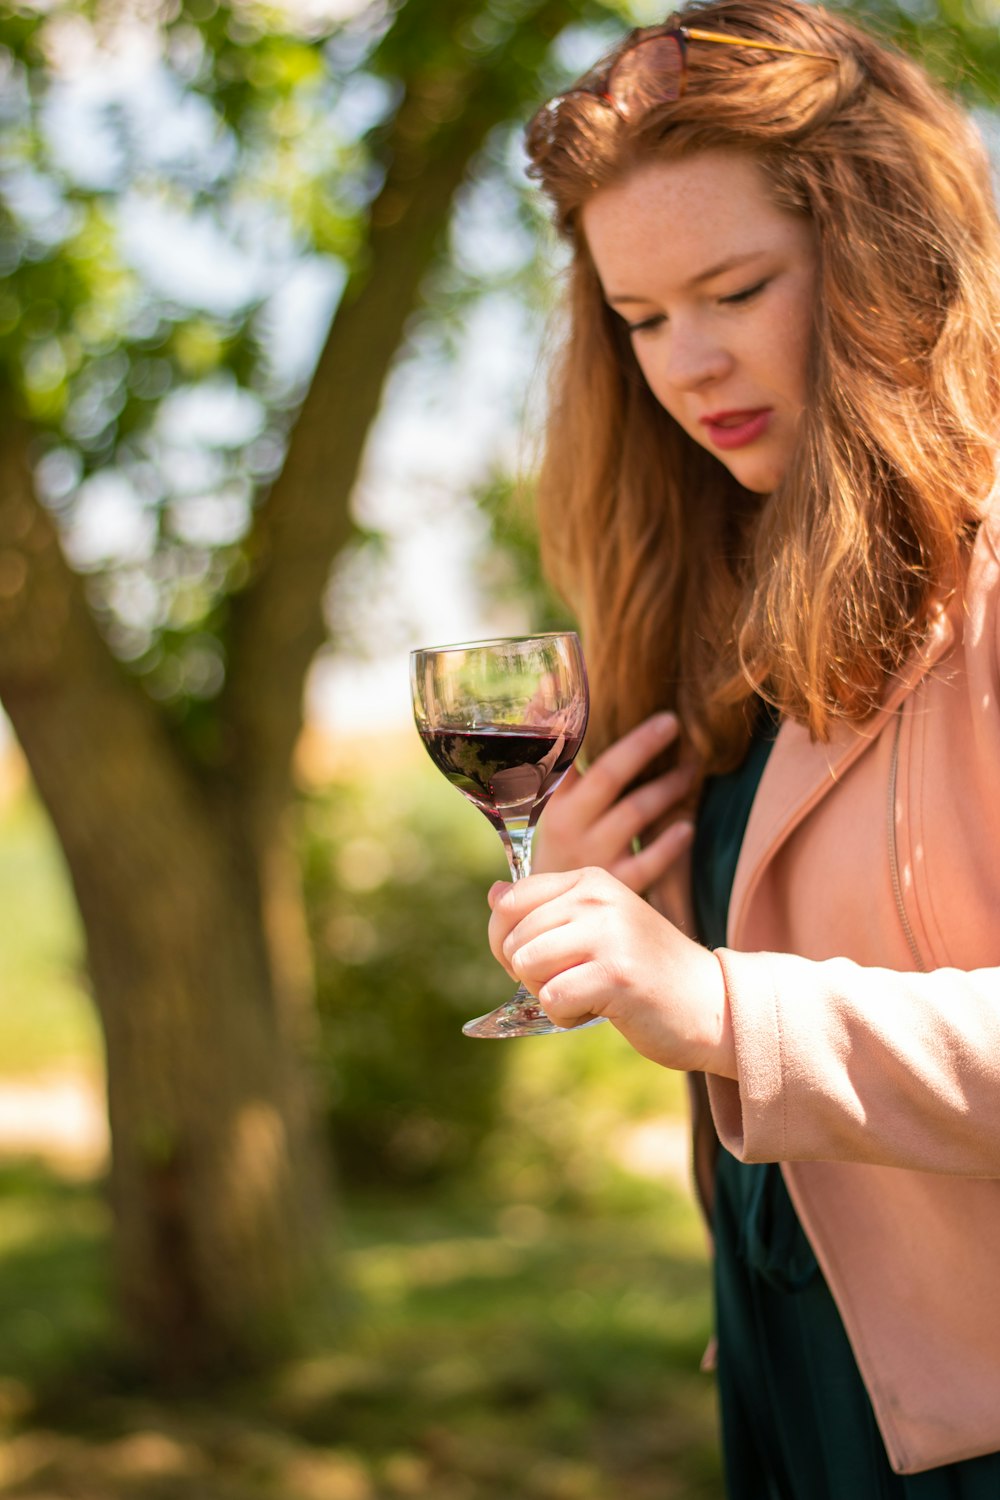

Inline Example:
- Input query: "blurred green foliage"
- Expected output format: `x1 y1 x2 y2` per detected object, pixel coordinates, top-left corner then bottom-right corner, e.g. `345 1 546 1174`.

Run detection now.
301 754 512 1188
474 467 575 633
0 788 97 1076
0 0 387 736
0 0 637 743
851 0 1000 100
0 1162 109 1390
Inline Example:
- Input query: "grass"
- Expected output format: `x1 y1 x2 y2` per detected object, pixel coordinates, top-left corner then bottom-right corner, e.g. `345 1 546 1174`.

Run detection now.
0 1167 721 1499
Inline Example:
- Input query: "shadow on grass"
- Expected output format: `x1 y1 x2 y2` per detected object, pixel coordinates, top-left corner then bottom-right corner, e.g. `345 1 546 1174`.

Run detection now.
0 1164 723 1500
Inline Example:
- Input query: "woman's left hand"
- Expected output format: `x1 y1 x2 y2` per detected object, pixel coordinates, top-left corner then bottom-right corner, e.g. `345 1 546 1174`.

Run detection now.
487 866 736 1078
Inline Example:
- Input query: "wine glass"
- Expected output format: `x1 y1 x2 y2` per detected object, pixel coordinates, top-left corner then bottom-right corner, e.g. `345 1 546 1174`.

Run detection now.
411 632 602 1038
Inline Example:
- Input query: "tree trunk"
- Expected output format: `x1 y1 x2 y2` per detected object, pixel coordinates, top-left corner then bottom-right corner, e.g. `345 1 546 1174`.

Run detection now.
0 413 327 1375
0 0 590 1380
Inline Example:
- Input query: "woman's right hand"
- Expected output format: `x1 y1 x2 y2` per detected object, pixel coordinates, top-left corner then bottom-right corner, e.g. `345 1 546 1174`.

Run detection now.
531 712 697 897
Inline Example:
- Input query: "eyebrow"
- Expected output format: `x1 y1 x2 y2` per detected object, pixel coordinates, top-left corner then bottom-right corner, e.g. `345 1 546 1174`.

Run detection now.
605 250 769 306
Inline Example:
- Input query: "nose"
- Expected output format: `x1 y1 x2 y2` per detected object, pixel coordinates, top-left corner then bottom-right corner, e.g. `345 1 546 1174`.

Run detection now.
661 319 733 392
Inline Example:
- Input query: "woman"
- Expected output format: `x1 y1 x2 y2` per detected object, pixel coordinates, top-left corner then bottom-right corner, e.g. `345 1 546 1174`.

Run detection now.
486 2 1000 1490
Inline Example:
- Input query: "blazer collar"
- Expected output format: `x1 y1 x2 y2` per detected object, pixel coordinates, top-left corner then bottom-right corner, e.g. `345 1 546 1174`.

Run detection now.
728 600 958 948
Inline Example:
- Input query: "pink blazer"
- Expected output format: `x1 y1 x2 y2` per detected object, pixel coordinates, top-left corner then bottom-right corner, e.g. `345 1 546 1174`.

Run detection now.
704 504 1000 1474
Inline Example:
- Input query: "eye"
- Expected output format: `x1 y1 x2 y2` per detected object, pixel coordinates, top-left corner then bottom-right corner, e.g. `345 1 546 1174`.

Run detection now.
719 278 769 306
625 312 666 335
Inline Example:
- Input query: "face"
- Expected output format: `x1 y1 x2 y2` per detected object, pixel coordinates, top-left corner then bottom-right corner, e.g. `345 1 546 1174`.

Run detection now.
581 150 818 494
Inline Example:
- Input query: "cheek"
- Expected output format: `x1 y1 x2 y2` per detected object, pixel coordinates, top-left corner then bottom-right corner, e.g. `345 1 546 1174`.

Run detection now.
775 288 817 405
632 348 683 421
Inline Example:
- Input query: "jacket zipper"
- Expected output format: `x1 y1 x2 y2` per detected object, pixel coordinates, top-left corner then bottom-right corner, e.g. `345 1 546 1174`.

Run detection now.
887 707 927 972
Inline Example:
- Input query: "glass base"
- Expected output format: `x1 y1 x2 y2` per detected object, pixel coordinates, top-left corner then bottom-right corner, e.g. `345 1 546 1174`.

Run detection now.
462 985 607 1039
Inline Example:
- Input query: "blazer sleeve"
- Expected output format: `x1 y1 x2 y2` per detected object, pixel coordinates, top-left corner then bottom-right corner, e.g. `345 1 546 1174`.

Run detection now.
705 948 1000 1175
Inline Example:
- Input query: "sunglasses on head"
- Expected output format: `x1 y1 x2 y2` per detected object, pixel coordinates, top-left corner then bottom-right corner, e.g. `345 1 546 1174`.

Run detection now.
531 24 837 142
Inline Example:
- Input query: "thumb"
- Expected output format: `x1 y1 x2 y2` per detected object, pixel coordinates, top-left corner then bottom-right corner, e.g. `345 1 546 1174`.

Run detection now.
488 880 512 909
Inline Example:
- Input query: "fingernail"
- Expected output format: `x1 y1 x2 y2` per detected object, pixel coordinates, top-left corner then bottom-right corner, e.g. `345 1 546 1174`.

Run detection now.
654 711 678 735
488 881 511 907
675 819 696 844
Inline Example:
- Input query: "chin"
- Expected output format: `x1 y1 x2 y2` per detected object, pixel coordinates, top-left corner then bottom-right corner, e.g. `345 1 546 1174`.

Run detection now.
725 454 788 494
691 429 790 494
718 465 770 494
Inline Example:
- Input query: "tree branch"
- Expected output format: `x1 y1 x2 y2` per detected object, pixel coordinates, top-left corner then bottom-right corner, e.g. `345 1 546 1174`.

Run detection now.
223 0 585 826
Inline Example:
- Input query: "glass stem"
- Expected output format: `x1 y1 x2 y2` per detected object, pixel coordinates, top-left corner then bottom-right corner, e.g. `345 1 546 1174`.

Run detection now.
503 819 533 883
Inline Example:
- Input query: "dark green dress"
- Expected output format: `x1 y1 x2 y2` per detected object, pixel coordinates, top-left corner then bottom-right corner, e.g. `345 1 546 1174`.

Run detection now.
692 715 1000 1498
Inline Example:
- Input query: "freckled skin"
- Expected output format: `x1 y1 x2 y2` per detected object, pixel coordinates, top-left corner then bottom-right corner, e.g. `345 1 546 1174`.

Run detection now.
582 150 819 495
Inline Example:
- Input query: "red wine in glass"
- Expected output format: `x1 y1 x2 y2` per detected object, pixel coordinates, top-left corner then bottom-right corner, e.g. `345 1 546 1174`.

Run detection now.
418 726 584 831
411 633 600 1038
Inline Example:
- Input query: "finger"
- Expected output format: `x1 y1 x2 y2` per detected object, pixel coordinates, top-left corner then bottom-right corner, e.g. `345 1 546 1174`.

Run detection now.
612 818 696 895
487 868 587 917
531 763 583 853
506 920 592 988
598 765 698 851
501 900 580 971
572 713 681 822
549 761 582 798
537 961 614 1026
543 1006 600 1032
503 877 626 1000
487 870 590 969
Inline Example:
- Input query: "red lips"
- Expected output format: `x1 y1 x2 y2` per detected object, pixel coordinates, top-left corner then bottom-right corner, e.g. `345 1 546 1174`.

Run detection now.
700 408 773 450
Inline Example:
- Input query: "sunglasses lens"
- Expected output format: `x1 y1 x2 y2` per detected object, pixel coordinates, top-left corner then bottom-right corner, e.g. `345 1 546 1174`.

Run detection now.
609 35 684 119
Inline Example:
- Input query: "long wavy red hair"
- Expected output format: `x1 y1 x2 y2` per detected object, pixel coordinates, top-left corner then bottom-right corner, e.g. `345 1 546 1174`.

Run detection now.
525 0 1000 771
